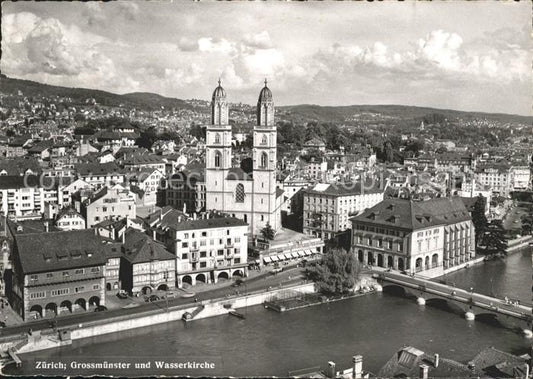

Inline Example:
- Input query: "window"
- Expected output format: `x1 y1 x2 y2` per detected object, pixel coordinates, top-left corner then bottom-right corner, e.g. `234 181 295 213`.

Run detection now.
214 133 221 144
93 284 100 290
75 269 84 275
200 262 207 268
235 184 245 203
75 286 85 293
30 291 46 299
261 134 267 145
90 267 100 273
218 250 224 256
182 242 188 248
234 258 241 264
200 251 207 258
46 273 53 278
260 152 268 168
51 288 69 296
214 151 222 168
181 253 188 259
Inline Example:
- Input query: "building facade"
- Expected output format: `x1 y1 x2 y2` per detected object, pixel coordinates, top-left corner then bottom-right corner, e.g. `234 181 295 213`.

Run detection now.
82 185 137 228
153 214 248 288
303 182 385 240
350 197 475 277
205 80 283 236
11 230 107 320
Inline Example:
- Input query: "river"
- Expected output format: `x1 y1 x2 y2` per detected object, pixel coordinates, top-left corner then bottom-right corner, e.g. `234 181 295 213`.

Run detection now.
6 248 531 377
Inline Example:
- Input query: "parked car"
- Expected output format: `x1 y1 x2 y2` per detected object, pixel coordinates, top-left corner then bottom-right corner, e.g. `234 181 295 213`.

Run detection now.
271 267 283 274
232 279 244 287
117 290 128 299
94 305 107 312
146 294 160 302
0 321 6 328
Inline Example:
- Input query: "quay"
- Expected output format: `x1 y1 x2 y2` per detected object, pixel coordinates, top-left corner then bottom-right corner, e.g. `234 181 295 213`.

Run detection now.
0 281 316 359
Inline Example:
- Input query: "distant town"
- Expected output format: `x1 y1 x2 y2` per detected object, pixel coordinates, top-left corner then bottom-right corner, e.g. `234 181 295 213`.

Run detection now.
0 74 531 377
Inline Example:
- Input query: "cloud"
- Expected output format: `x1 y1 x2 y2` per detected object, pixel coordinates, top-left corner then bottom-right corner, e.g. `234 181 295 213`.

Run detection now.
242 31 272 49
177 36 198 52
198 37 235 54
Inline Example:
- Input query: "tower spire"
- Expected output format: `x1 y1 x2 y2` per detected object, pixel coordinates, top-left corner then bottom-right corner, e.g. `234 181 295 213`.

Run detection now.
218 77 221 86
264 78 268 87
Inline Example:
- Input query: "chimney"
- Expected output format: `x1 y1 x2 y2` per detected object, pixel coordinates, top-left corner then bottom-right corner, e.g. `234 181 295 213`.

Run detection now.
121 231 125 244
327 361 336 379
419 364 429 379
353 355 363 379
434 353 439 368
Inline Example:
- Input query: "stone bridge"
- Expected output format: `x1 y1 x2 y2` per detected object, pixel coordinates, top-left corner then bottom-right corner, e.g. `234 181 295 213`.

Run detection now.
375 270 533 337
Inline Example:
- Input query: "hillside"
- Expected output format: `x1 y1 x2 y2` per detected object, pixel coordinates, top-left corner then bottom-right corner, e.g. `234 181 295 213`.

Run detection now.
279 104 533 124
0 75 193 111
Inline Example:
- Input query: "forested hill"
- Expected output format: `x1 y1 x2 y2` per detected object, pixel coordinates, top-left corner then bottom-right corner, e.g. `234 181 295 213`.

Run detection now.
0 75 193 111
278 104 532 125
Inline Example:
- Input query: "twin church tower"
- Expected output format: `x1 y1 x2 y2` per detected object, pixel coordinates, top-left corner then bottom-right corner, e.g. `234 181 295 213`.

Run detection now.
205 80 282 236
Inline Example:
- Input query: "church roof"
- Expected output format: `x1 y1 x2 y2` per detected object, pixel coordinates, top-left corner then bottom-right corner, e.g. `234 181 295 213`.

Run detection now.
212 79 226 100
258 79 273 102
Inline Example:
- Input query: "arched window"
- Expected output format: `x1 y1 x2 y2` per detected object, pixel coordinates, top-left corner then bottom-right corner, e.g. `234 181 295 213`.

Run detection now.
260 152 268 168
235 184 245 203
214 151 221 168
261 134 267 146
214 133 221 144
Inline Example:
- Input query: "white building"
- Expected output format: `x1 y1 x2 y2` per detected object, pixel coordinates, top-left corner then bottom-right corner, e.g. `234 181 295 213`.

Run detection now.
303 182 385 240
153 214 248 288
82 185 136 228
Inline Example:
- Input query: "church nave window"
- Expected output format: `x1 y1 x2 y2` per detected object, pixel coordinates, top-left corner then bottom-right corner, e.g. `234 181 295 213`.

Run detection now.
235 184 245 203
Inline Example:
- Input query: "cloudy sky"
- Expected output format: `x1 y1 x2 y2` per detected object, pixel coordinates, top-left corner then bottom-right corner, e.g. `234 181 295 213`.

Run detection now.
2 1 531 115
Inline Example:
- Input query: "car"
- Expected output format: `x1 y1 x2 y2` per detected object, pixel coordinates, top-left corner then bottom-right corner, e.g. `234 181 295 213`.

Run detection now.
232 279 244 287
271 267 283 274
94 305 107 312
0 321 6 328
117 290 128 299
146 294 160 302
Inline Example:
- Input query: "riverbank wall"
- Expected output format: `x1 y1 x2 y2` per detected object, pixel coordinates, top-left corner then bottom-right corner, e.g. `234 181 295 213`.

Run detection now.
507 236 533 253
7 282 316 356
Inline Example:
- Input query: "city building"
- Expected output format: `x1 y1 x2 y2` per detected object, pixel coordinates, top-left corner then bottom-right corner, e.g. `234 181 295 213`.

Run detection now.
475 163 512 197
82 185 136 228
205 80 283 236
350 197 475 277
510 165 531 191
165 164 206 213
11 229 107 320
55 207 86 230
303 182 385 240
152 214 248 288
120 228 176 295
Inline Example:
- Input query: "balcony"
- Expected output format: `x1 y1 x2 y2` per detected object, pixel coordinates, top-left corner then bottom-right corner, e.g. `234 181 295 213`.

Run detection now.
189 254 199 263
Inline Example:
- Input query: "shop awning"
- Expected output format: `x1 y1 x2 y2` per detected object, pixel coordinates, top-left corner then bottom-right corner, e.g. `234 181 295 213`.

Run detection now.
305 250 313 256
276 254 286 261
290 252 299 258
284 253 292 260
263 257 272 263
270 255 279 262
297 251 306 257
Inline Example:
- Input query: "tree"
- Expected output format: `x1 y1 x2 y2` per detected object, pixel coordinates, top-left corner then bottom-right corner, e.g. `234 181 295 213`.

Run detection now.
471 195 488 246
521 215 533 236
306 248 361 295
482 220 508 256
261 222 275 241
136 128 157 149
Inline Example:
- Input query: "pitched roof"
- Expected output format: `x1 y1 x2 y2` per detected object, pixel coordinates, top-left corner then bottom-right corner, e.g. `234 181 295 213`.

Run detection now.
351 197 471 231
0 157 41 176
122 228 175 264
305 181 383 197
378 346 472 378
157 214 247 232
14 229 108 274
226 167 253 181
470 347 527 378
75 162 121 176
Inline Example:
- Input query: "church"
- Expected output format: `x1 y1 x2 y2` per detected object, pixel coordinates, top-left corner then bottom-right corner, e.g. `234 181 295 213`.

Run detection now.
205 80 283 237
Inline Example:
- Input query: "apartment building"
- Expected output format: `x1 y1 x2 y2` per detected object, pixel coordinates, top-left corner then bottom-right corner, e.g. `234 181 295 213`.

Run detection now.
82 185 136 228
303 182 384 240
153 214 248 288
